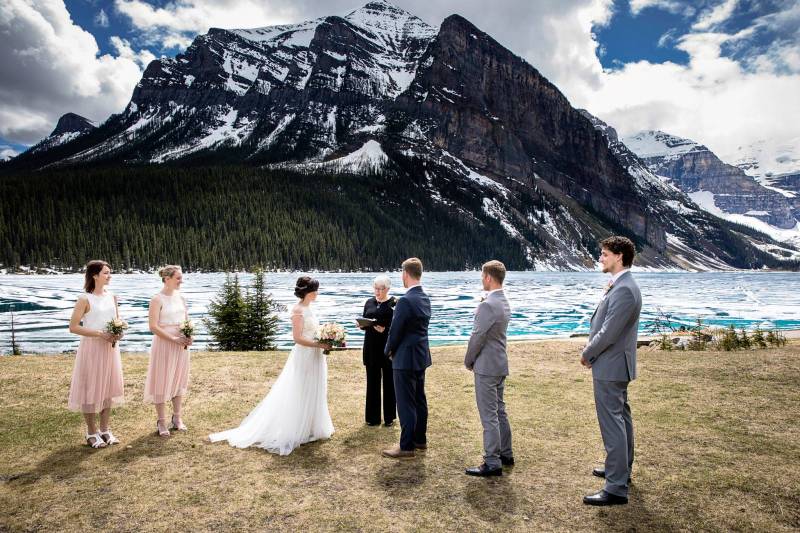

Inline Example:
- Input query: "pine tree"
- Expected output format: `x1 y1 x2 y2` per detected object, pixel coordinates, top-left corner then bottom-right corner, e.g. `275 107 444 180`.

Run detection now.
752 327 767 348
738 328 751 349
204 274 247 351
243 269 281 351
721 325 739 351
10 304 22 356
766 329 778 346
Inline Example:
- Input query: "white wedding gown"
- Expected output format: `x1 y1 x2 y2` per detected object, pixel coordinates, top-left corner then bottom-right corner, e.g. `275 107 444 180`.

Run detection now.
209 305 334 455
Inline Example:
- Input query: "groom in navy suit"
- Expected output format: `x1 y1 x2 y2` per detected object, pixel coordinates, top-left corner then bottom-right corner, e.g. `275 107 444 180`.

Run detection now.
382 257 431 459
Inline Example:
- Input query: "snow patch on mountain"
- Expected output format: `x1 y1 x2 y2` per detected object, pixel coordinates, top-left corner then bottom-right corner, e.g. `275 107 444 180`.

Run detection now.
624 130 705 160
689 191 800 245
666 233 735 272
732 137 800 180
271 140 389 173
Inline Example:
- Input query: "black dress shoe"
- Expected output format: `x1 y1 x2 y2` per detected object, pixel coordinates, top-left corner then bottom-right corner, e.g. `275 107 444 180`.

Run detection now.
366 421 380 426
500 456 515 466
592 468 631 483
465 463 502 477
583 490 628 506
384 420 394 427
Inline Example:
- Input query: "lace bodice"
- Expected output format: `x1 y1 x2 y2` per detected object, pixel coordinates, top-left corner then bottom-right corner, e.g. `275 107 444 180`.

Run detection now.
82 291 116 330
158 292 186 325
294 305 319 339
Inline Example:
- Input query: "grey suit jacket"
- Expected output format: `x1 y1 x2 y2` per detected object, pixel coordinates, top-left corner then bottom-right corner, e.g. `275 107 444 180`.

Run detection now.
582 271 642 382
464 290 511 376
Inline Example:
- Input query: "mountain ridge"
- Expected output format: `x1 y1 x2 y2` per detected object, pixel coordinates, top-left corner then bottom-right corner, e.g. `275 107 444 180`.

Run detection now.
2 0 796 271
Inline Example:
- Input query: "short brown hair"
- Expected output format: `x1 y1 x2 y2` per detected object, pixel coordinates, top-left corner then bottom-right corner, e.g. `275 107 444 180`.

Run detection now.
600 236 636 267
84 260 110 293
482 260 506 284
401 257 423 280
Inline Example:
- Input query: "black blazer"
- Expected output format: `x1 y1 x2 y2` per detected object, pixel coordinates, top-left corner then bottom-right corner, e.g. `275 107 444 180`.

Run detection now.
362 296 395 366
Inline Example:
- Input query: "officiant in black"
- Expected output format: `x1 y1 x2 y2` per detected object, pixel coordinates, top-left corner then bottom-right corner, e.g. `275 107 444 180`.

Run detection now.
359 275 397 427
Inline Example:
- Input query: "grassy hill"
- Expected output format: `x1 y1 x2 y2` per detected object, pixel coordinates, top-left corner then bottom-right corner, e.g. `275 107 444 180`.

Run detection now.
1 341 799 531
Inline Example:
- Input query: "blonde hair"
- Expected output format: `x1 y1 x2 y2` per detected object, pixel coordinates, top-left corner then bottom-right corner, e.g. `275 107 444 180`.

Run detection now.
401 257 423 280
159 265 182 282
482 260 506 284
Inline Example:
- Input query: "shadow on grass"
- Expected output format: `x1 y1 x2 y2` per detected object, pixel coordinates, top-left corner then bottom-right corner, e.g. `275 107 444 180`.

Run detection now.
592 484 675 531
374 458 428 495
464 474 518 521
270 438 333 471
5 445 96 486
104 430 181 465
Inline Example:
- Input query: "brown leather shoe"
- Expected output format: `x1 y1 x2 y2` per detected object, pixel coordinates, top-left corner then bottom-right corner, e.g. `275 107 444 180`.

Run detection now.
382 444 415 459
414 442 427 450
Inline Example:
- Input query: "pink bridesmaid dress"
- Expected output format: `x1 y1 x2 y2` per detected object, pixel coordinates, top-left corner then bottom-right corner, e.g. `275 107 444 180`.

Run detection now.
67 291 125 413
144 293 190 404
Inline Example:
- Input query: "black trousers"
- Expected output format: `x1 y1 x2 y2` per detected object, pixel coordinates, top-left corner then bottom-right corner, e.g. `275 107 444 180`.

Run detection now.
393 368 428 451
365 360 396 425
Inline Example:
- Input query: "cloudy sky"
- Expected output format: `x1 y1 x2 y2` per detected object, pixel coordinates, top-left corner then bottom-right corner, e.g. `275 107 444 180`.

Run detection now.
1 0 798 166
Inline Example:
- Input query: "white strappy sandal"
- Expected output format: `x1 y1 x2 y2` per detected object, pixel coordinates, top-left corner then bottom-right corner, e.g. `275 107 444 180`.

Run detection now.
86 433 107 448
100 429 120 445
170 415 188 432
156 419 170 437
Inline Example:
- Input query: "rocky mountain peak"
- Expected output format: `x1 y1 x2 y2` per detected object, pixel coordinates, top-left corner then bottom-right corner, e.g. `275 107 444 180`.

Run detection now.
624 130 706 159
51 113 95 137
6 3 796 270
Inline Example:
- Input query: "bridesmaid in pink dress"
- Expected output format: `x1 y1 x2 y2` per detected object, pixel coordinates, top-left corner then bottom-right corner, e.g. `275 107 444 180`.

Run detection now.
67 260 126 448
144 265 192 437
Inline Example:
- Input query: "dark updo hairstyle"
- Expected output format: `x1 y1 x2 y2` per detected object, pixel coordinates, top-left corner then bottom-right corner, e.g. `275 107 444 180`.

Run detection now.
294 276 320 299
84 260 111 293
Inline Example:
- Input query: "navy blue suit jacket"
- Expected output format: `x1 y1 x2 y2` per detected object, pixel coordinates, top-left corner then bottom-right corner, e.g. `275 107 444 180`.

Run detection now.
384 285 432 371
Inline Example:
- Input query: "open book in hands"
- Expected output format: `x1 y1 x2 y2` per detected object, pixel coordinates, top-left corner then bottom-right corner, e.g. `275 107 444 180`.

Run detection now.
356 318 378 328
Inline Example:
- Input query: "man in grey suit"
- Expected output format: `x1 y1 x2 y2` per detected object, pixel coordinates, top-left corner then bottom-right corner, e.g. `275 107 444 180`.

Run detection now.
581 236 642 506
464 260 513 477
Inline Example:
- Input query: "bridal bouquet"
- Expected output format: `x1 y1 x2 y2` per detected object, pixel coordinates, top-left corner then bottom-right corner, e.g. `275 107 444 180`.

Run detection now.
179 319 195 350
105 318 129 347
315 322 347 353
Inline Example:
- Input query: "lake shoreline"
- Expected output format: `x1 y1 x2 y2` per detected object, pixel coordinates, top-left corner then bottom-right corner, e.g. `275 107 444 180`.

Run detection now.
14 329 800 357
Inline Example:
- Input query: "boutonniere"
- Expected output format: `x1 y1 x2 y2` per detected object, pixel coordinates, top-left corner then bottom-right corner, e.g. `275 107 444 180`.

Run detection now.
603 280 614 295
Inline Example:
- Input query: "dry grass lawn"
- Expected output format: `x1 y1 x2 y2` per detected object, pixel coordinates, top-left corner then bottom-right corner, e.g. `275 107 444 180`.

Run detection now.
1 341 799 532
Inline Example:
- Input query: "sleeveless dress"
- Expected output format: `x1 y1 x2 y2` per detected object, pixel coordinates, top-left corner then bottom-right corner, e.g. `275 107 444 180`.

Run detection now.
67 291 125 413
209 305 334 455
144 292 190 404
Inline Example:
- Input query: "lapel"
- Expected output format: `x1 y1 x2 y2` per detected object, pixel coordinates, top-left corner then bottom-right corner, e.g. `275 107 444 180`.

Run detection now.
591 271 630 321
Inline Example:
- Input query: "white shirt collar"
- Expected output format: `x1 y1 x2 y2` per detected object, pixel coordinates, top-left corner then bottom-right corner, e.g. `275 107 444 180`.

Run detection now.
610 269 630 285
486 288 504 296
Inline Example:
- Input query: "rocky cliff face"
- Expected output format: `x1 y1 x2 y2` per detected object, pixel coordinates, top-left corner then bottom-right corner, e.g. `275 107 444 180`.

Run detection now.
626 131 797 230
25 113 96 155
5 1 795 270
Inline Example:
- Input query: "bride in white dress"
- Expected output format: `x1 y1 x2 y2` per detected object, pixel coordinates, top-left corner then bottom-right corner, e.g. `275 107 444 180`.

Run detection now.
209 276 334 455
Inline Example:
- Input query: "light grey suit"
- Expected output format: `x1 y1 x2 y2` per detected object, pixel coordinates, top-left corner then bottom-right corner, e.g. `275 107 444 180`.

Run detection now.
582 270 642 498
464 290 512 469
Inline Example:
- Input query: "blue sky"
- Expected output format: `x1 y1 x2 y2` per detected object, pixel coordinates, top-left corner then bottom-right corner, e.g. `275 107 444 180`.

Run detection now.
1 0 798 167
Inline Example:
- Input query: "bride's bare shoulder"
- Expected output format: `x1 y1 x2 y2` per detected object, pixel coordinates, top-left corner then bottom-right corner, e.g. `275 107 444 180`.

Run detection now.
290 304 306 316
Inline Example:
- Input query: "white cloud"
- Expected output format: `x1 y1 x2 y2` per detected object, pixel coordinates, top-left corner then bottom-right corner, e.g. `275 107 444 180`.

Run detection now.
94 7 109 27
0 0 150 144
0 145 20 160
692 0 738 31
629 0 692 16
110 36 156 68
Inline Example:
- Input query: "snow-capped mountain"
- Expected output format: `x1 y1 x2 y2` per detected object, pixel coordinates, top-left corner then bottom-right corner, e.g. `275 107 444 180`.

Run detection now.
625 130 800 246
5 1 796 271
25 113 96 155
